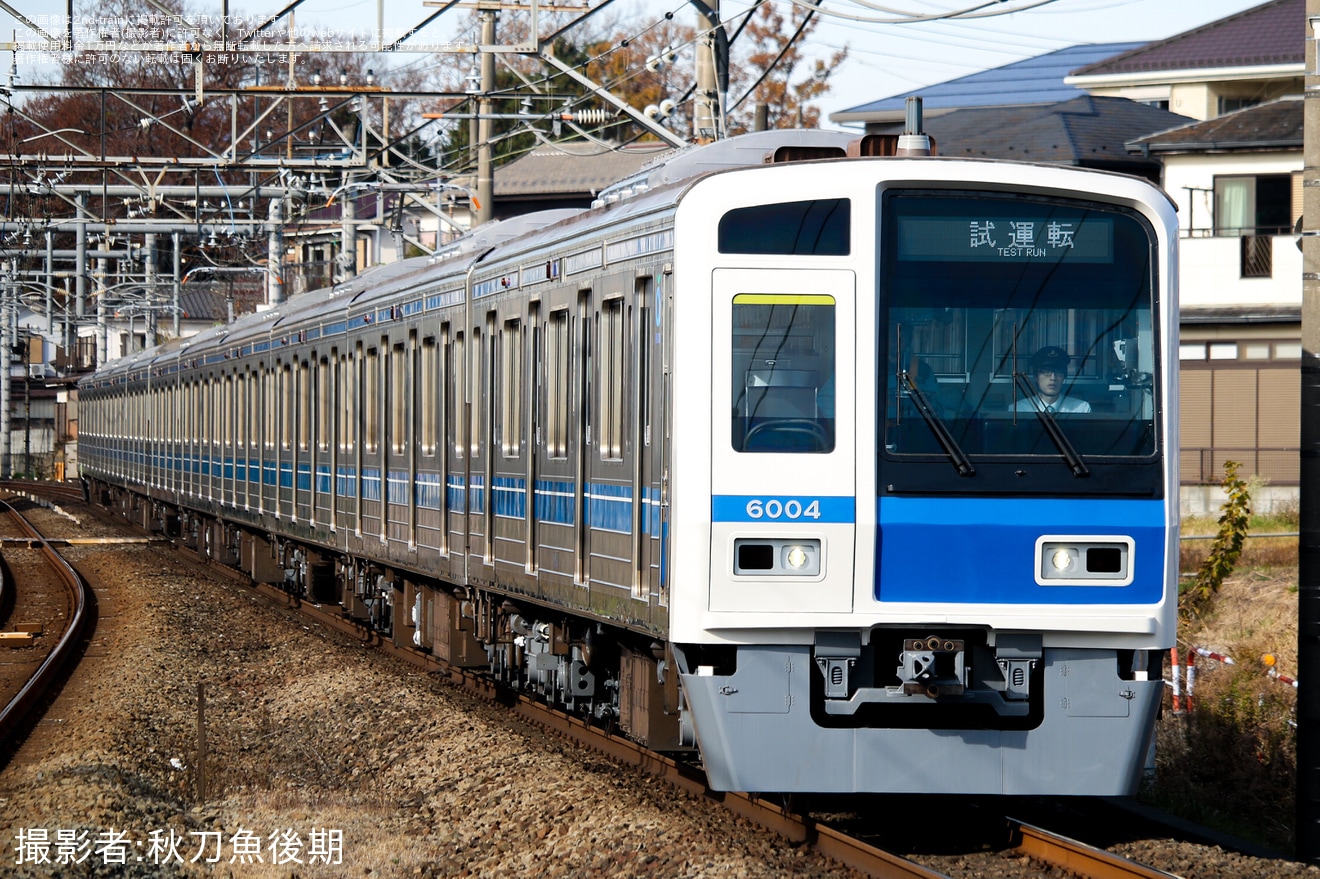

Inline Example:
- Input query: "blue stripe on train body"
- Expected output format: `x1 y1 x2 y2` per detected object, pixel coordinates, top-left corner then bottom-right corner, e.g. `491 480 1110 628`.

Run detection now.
534 479 575 526
711 495 856 524
877 496 1166 605
492 476 526 519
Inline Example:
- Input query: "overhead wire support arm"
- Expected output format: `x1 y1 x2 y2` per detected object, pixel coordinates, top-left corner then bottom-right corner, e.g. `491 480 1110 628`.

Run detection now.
538 49 688 149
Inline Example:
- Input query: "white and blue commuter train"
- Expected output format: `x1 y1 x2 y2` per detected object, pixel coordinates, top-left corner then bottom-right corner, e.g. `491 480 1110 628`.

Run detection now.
78 128 1178 796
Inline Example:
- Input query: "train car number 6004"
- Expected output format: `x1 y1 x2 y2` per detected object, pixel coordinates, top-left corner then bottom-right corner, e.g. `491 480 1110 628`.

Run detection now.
746 498 820 520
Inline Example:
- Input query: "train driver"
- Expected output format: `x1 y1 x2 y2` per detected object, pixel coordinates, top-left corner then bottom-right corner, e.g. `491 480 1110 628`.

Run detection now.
1012 346 1091 414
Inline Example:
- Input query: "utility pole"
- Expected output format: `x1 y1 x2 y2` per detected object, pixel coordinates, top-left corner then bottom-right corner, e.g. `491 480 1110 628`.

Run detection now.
1300 0 1320 863
477 5 496 225
267 199 285 306
691 0 727 142
1 264 13 478
337 186 356 284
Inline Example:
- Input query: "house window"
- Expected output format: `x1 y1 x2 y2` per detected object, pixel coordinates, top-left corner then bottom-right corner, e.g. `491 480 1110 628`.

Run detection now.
1179 343 1206 361
1214 174 1291 236
1218 96 1259 115
1215 174 1290 278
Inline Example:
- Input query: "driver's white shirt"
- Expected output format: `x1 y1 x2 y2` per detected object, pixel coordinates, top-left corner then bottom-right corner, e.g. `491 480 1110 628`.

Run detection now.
1012 395 1091 414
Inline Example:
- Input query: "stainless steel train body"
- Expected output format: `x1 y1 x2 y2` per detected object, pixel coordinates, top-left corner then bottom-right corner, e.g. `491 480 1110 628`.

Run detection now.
78 129 1178 796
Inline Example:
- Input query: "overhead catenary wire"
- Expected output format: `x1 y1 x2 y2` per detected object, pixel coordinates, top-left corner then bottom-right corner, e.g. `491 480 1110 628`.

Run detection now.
782 0 1062 25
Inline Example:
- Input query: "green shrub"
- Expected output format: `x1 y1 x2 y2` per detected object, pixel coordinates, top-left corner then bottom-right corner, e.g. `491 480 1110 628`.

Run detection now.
1183 461 1251 619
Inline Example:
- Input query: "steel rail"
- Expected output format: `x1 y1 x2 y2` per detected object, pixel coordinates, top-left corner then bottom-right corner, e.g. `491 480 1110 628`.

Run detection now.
1009 819 1183 879
0 500 92 747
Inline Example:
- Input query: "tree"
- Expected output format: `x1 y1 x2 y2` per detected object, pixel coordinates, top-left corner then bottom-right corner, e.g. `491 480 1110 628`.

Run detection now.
423 3 846 166
726 4 848 134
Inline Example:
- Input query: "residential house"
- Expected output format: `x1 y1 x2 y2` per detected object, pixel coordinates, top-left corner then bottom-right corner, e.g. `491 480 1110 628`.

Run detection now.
1128 96 1303 510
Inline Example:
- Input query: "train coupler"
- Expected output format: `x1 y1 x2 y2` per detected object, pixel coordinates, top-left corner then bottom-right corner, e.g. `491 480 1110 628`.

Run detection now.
897 636 967 697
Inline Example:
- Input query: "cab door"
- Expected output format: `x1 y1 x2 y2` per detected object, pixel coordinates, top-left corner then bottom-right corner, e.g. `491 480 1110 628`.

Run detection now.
708 268 856 613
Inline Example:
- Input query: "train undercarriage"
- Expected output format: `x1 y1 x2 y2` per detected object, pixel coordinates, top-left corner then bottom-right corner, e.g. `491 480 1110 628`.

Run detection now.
85 479 690 753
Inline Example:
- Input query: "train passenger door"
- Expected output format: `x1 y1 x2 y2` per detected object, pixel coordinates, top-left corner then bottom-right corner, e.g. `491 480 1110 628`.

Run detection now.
384 335 413 547
490 311 527 577
467 318 493 579
709 268 856 613
574 292 592 583
524 303 539 573
296 357 312 524
632 276 663 611
442 329 467 583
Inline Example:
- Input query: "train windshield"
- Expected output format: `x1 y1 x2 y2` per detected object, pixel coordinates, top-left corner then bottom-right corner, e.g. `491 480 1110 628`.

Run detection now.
880 190 1161 495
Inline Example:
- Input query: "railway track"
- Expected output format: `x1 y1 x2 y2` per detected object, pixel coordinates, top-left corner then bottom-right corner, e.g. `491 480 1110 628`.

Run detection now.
2 481 1199 878
1007 821 1180 879
0 497 92 760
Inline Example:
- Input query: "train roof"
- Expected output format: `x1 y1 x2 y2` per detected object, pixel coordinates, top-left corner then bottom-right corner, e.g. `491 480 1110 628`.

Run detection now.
595 128 857 203
81 129 955 385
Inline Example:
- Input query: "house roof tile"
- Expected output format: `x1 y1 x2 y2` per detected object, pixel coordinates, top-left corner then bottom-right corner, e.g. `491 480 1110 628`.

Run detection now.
870 95 1191 167
494 142 674 196
1072 0 1303 77
1128 95 1302 151
832 42 1143 121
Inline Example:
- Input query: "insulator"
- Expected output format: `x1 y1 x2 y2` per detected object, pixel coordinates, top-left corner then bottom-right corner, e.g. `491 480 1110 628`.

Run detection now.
571 109 613 125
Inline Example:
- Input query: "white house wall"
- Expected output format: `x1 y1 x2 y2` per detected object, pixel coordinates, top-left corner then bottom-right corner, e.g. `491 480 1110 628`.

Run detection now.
1160 151 1301 309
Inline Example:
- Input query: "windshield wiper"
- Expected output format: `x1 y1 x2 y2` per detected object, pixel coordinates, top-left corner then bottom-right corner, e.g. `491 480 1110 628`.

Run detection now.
903 372 975 476
1012 373 1090 478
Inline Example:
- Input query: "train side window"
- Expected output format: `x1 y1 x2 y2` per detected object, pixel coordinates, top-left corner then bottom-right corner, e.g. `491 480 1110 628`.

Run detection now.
299 360 311 453
546 310 569 459
263 365 276 450
453 332 465 460
280 363 293 452
391 341 408 454
340 350 355 454
502 319 522 458
420 338 437 456
233 373 244 450
364 346 380 455
222 375 232 448
209 377 220 446
470 329 482 459
731 293 836 453
600 299 625 461
247 371 259 450
718 198 850 256
317 357 331 453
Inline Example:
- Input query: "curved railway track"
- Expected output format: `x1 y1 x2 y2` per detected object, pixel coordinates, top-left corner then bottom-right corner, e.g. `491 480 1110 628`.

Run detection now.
0 497 92 758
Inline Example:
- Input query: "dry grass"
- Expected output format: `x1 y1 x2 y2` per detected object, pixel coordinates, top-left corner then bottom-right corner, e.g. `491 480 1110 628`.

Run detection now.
1144 513 1300 853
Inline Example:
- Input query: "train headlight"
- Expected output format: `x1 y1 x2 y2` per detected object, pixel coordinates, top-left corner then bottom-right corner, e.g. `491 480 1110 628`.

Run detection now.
1035 536 1134 586
733 538 822 577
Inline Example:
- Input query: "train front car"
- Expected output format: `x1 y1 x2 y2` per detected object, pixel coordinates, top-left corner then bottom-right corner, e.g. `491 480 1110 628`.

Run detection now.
669 157 1178 796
